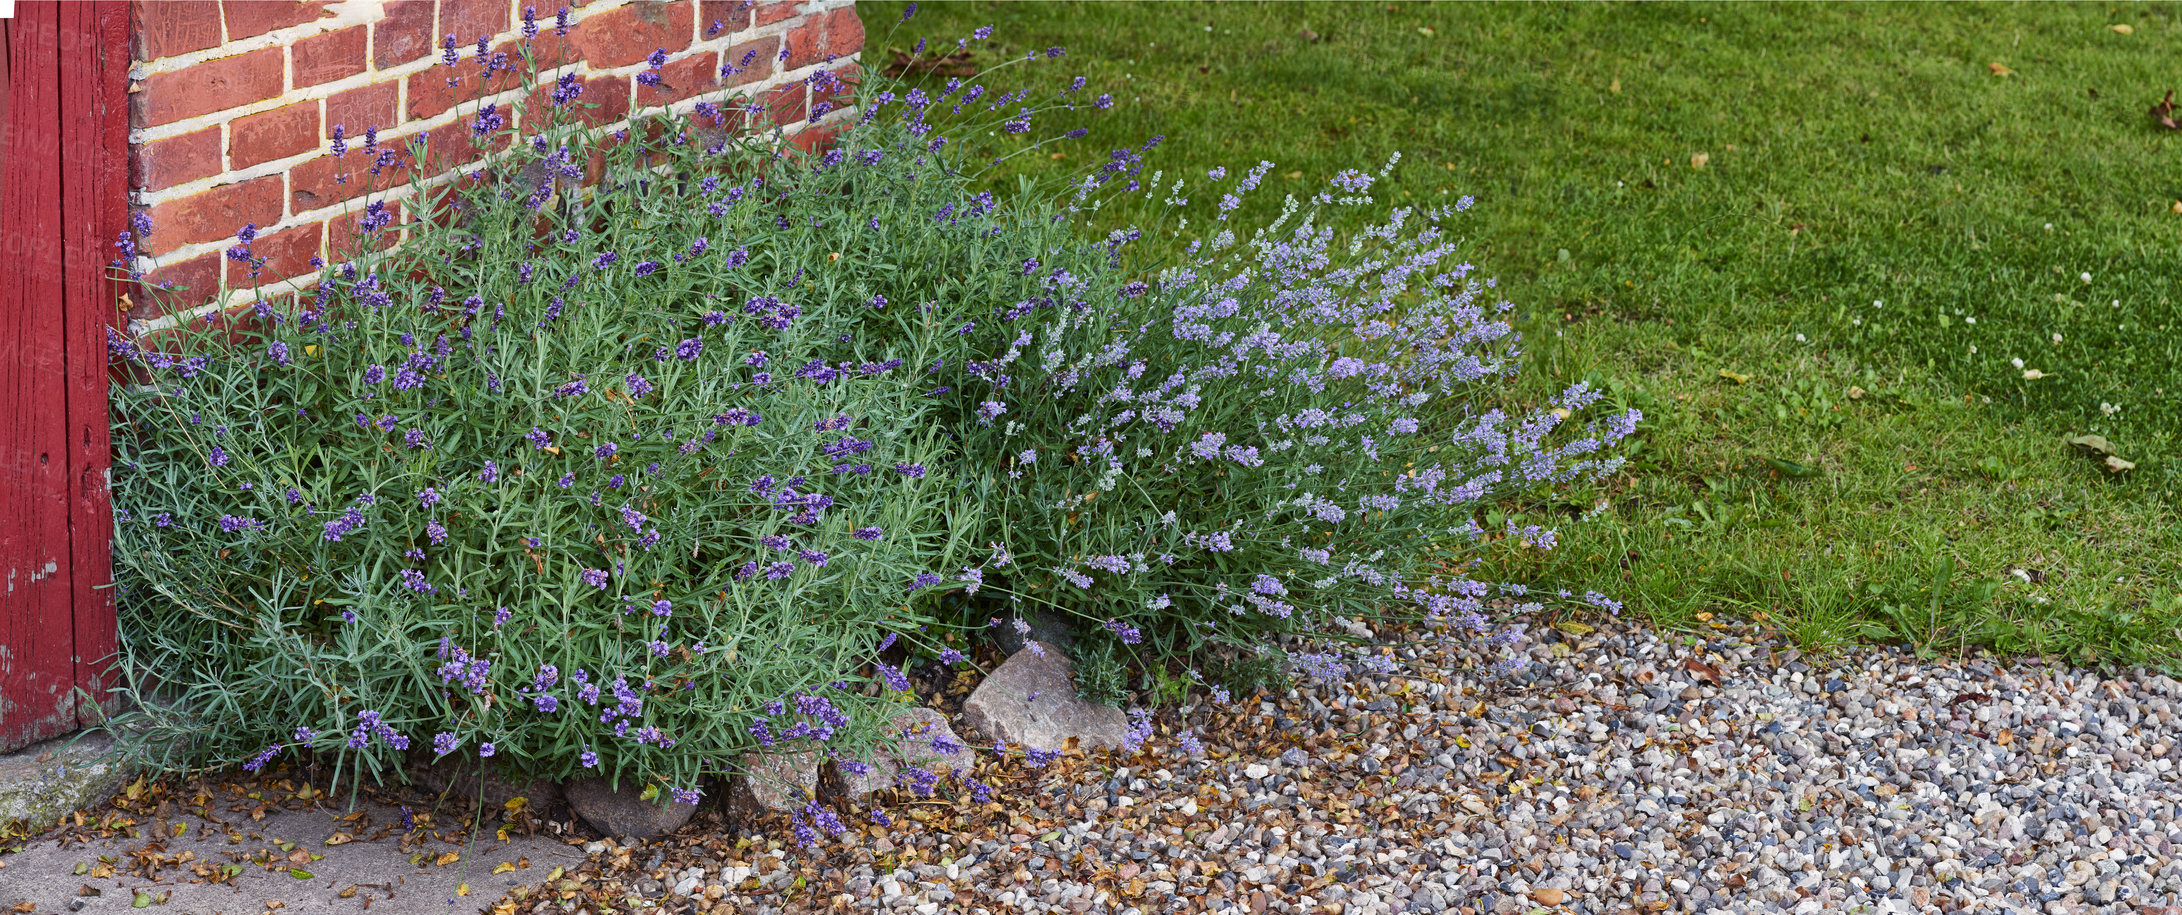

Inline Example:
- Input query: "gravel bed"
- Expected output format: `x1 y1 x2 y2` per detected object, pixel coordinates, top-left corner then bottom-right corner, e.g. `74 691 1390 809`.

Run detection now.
497 621 2182 915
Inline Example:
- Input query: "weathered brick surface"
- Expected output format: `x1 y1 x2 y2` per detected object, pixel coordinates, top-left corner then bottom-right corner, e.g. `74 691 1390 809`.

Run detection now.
230 102 319 169
372 0 438 69
226 221 325 288
293 25 368 88
288 153 375 215
634 50 720 108
325 82 400 137
132 127 223 192
441 0 514 44
132 1 222 61
128 0 860 323
573 1 696 68
145 175 285 254
224 1 334 40
137 47 286 127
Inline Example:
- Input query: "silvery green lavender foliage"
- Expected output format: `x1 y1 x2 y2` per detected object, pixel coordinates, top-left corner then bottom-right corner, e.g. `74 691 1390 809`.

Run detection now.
101 6 1632 825
102 19 1035 811
934 153 1642 690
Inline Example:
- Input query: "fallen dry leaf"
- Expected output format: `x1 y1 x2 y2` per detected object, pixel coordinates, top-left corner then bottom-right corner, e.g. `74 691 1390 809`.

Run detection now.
1989 62 2014 77
2152 90 2180 130
1690 152 1710 169
2111 23 2134 34
1684 657 1724 686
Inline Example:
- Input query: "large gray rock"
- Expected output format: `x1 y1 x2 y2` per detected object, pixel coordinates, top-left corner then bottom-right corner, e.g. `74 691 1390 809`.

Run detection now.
824 707 977 800
564 776 699 840
962 641 1129 753
992 607 1083 659
0 731 132 829
725 748 820 820
405 751 561 811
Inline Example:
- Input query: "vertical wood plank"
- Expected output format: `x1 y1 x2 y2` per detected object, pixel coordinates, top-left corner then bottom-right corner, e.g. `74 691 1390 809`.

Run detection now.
0 1 85 750
61 1 130 727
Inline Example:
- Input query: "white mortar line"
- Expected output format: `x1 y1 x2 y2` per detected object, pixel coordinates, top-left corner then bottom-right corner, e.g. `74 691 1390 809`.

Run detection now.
127 60 862 337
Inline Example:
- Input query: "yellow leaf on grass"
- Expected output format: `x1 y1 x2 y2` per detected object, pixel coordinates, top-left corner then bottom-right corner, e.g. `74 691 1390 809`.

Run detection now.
1609 77 1621 94
1988 62 2014 76
1689 152 1709 169
2111 23 2133 34
1718 369 1751 384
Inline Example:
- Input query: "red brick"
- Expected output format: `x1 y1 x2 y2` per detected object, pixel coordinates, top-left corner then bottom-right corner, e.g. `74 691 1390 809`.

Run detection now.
136 47 286 127
719 34 777 87
224 1 334 39
754 1 800 27
290 154 376 215
758 80 804 128
132 127 223 192
822 7 864 60
634 50 717 108
442 0 513 43
231 102 320 168
326 82 400 137
572 1 694 68
137 252 222 318
699 0 752 39
132 1 222 60
780 15 821 70
780 6 861 71
492 28 575 71
145 175 286 255
373 0 438 69
411 64 526 122
408 68 467 122
293 25 367 87
524 72 629 130
227 221 324 288
419 122 511 174
328 201 406 263
787 120 840 156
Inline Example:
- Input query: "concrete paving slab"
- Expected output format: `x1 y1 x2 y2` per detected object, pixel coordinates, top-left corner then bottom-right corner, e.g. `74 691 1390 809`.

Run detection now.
0 781 584 915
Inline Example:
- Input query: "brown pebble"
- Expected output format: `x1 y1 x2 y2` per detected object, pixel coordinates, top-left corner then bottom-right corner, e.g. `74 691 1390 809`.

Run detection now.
1533 887 1565 906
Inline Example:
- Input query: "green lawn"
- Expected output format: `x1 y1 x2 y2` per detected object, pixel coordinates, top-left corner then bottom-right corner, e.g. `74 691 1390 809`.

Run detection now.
862 1 2182 668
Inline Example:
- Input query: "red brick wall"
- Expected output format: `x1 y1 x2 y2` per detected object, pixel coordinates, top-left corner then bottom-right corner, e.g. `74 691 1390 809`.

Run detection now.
125 0 864 329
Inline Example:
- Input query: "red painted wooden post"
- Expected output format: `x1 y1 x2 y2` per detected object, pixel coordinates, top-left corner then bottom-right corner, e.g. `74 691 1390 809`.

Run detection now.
61 1 130 734
0 1 129 752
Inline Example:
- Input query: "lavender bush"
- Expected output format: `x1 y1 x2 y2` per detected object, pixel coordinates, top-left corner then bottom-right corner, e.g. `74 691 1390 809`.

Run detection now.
932 158 1642 697
102 10 1634 818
